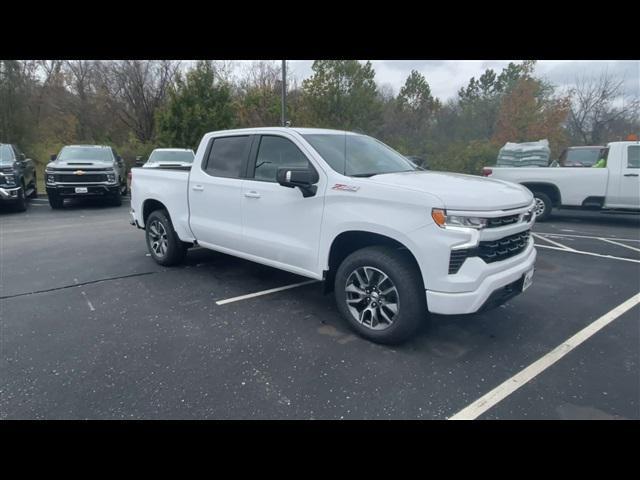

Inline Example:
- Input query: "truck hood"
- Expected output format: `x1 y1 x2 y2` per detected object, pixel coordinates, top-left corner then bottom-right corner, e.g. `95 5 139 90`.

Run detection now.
369 171 533 211
47 160 114 170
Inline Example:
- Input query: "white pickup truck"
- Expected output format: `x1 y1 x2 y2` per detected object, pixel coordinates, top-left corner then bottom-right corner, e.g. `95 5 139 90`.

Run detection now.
131 128 537 344
483 141 640 221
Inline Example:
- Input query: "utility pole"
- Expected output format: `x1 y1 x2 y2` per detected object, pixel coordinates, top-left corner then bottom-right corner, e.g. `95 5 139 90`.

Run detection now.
281 60 287 126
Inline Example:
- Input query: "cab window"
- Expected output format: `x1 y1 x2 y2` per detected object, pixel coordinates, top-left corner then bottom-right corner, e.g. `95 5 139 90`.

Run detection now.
252 136 311 182
627 145 639 169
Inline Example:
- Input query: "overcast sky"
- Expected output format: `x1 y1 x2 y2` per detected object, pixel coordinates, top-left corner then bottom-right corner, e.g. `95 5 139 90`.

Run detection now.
234 60 639 101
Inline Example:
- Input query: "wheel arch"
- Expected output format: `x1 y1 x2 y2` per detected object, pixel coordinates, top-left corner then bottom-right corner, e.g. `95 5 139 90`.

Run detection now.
323 230 422 294
520 182 562 206
142 198 169 227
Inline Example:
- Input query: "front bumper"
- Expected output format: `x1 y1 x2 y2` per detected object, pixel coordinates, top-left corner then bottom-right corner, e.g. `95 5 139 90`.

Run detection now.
426 244 536 315
0 186 21 202
46 184 120 197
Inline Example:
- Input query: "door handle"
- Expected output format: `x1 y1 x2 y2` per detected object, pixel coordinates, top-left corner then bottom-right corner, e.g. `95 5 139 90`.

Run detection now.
623 173 639 177
244 191 261 198
192 185 204 191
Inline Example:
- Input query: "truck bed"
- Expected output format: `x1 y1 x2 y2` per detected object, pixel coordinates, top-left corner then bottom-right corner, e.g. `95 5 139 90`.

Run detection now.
130 167 194 241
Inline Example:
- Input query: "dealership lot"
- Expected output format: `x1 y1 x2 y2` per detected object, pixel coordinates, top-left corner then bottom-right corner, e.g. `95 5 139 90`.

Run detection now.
1 199 638 419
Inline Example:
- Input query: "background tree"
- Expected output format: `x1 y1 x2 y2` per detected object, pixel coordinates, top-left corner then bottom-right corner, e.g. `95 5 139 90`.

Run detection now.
566 72 640 144
155 61 235 150
301 60 382 132
98 60 179 144
493 77 571 157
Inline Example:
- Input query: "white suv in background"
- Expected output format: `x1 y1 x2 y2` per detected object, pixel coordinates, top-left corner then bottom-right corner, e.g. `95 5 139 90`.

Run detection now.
142 148 195 168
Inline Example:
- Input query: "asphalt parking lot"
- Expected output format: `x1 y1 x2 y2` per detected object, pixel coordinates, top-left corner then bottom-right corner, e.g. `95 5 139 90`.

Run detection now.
1 197 639 419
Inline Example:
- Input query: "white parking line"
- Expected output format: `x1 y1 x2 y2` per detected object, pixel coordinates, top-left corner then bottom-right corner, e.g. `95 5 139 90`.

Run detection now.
534 244 640 263
215 280 318 305
531 233 575 251
535 232 640 243
599 238 640 253
449 293 640 420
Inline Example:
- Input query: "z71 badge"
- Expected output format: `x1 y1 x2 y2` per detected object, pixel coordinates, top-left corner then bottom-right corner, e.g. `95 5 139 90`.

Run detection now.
332 183 360 192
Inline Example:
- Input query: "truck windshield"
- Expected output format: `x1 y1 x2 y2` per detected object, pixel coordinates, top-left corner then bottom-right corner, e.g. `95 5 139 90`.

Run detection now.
302 133 416 177
561 148 606 167
0 144 14 164
58 146 113 162
147 150 194 164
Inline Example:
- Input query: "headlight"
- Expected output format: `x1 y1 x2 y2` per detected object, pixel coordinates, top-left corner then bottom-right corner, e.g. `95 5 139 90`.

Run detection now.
107 172 117 183
3 174 16 185
431 209 488 229
521 208 534 223
46 173 55 184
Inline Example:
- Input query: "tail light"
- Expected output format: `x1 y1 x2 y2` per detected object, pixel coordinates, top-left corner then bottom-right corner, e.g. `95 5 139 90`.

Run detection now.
482 167 492 177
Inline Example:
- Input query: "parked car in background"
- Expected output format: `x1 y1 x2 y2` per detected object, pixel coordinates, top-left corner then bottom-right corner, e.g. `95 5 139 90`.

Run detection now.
0 143 37 211
45 145 127 209
142 148 195 168
483 141 640 221
131 127 536 344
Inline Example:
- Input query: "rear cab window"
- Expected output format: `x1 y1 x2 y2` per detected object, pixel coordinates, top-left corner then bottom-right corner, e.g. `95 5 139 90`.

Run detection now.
203 136 252 178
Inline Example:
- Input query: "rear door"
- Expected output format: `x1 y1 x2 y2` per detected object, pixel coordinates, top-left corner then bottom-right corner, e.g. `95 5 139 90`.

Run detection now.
241 133 325 276
188 135 253 251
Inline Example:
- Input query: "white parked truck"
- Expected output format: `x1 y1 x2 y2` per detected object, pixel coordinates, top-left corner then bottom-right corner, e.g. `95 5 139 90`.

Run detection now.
131 128 537 344
483 141 640 221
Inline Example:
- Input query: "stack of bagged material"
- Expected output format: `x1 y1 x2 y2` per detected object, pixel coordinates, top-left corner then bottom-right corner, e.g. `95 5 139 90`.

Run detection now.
496 139 550 167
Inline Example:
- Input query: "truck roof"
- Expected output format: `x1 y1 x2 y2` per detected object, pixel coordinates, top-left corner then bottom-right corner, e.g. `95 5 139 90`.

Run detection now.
203 127 365 137
63 144 111 149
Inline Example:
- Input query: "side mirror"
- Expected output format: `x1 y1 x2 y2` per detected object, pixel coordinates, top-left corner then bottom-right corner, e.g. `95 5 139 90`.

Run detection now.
276 167 319 198
135 161 144 167
50 154 57 162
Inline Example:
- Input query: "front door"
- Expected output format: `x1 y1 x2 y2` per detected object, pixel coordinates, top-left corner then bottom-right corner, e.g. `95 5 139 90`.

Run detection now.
618 144 640 208
241 134 325 277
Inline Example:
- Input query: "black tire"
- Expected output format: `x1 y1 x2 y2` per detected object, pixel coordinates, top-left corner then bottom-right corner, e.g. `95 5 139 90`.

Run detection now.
48 192 64 209
110 188 123 207
14 184 27 212
145 209 187 266
334 245 427 345
533 192 552 222
28 175 38 198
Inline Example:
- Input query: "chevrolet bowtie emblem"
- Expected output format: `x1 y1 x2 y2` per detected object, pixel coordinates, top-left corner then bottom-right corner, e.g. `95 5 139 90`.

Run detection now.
75 170 85 175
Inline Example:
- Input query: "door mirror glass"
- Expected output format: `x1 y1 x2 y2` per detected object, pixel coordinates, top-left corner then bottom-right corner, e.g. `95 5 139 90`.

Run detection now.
50 154 57 162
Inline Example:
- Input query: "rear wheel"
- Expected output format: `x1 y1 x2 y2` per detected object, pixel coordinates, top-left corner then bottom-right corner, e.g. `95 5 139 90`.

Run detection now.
533 192 552 221
145 210 187 266
334 246 427 344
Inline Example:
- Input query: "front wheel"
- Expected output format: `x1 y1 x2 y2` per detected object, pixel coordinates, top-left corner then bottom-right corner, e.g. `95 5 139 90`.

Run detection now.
14 185 27 212
334 246 427 344
533 192 552 222
28 175 38 198
109 188 123 206
48 192 64 209
145 210 187 266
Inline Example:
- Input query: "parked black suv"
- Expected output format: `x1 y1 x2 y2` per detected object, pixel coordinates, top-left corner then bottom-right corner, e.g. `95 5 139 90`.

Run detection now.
45 145 128 209
0 143 37 211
